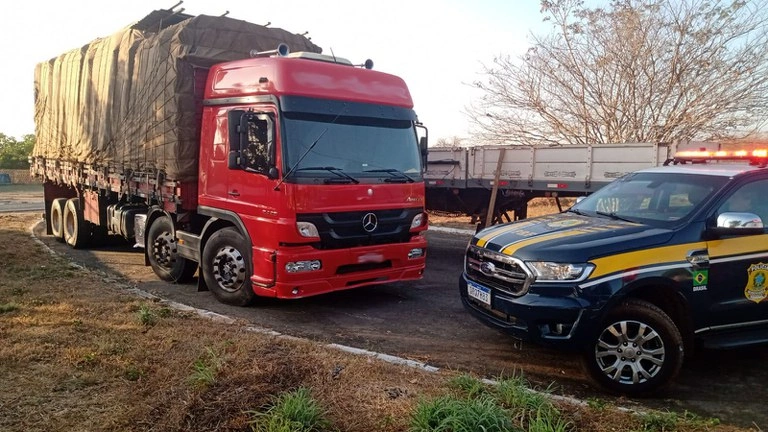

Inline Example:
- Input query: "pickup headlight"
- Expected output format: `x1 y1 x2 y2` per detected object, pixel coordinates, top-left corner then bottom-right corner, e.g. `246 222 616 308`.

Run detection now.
525 262 595 282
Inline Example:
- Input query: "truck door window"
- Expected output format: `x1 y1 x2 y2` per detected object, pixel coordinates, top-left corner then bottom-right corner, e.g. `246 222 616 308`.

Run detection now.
242 117 271 173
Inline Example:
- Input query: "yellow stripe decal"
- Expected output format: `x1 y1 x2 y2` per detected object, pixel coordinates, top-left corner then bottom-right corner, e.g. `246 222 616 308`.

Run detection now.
476 220 538 248
500 229 587 255
590 242 706 279
707 234 768 258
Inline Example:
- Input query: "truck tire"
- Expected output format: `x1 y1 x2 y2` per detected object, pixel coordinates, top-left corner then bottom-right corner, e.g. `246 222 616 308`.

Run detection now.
202 227 257 306
50 198 67 242
63 198 89 249
582 298 683 396
147 216 197 283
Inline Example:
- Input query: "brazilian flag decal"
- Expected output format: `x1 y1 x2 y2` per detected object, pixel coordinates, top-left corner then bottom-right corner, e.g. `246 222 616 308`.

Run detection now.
692 270 708 287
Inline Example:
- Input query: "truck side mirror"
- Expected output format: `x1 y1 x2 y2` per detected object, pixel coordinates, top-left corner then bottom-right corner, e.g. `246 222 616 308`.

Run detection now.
267 166 279 180
227 109 247 170
416 123 429 171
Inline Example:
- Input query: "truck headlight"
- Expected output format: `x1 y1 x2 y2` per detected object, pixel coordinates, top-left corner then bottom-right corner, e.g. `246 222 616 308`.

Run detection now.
410 212 425 229
525 262 594 282
296 221 319 238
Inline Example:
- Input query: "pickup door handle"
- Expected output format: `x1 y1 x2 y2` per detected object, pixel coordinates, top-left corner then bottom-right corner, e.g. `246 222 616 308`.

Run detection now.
228 190 240 197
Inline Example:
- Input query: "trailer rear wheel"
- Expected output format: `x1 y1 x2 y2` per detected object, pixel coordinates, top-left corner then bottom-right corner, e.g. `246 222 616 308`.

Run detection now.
202 227 257 306
63 198 89 249
147 216 197 283
50 198 67 242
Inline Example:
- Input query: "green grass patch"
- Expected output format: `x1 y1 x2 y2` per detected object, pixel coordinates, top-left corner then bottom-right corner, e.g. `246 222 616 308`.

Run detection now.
188 347 223 389
448 373 488 398
409 395 515 432
0 302 19 313
248 387 330 432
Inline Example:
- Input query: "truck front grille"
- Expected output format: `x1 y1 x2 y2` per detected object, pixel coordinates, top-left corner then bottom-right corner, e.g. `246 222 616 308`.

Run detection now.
297 208 421 250
465 245 533 296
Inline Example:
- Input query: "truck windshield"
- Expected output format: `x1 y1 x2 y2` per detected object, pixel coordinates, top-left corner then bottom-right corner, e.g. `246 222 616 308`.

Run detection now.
281 112 422 183
571 172 728 226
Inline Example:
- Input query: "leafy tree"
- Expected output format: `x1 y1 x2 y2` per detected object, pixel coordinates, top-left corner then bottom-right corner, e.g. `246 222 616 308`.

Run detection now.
0 133 35 169
467 0 768 146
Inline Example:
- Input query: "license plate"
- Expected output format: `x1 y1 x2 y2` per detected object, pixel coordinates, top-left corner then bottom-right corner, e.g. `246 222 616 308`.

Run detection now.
467 281 491 306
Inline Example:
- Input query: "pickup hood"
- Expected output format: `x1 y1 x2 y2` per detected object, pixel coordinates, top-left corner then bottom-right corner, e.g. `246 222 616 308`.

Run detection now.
472 212 674 262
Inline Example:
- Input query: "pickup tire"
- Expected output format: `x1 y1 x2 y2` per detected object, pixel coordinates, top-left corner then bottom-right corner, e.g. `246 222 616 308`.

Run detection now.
147 216 197 283
582 299 683 396
201 227 257 306
63 198 89 249
50 198 68 242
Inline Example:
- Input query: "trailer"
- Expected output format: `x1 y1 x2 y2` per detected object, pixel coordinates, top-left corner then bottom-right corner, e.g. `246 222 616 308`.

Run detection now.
425 143 677 226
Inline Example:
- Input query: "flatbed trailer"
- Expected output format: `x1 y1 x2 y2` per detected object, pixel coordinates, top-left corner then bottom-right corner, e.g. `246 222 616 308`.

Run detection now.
425 143 677 225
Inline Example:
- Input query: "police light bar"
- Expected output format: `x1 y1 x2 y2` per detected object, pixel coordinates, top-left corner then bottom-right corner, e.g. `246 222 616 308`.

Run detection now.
671 148 768 165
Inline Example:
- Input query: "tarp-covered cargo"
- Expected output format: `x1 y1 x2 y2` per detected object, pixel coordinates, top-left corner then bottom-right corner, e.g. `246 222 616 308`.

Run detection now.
33 14 321 182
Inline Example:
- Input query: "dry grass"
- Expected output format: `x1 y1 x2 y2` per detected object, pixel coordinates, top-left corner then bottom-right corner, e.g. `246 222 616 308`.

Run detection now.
0 213 752 432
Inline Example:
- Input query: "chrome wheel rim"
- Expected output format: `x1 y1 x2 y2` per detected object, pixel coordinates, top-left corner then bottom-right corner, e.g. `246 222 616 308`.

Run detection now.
594 320 665 385
152 231 177 269
212 246 246 292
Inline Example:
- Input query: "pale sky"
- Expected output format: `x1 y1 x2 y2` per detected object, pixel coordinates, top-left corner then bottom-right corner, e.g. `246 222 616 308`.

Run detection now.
0 0 548 142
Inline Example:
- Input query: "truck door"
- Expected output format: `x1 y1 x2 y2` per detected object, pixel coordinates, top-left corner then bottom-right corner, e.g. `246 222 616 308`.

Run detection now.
705 178 768 327
225 109 280 224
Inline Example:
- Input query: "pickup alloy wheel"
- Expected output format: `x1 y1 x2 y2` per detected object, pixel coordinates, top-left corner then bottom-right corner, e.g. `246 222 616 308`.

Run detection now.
147 216 197 283
583 299 683 395
202 227 257 306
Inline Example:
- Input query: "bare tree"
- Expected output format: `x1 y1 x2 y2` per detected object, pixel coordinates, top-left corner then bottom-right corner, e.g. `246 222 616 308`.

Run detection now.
467 0 768 146
433 136 467 147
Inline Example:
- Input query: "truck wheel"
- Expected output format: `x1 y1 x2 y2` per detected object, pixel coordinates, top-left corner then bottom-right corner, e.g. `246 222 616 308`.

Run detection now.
50 198 67 242
202 227 257 306
147 216 197 283
63 198 89 249
582 299 683 396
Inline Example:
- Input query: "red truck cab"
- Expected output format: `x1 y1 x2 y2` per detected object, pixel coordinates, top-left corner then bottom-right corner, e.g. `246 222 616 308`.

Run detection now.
170 49 428 305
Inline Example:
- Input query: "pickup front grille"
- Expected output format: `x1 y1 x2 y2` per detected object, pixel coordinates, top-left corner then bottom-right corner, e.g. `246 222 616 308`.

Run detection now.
465 245 532 296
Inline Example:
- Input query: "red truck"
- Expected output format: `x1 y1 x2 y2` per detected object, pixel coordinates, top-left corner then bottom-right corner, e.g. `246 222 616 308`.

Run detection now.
30 9 428 306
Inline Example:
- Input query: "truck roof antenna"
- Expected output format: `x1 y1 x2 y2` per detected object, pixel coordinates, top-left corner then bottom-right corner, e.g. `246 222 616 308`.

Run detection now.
330 47 337 63
167 0 183 11
220 10 229 17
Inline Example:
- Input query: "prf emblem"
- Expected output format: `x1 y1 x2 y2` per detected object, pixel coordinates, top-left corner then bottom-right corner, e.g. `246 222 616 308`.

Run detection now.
745 263 768 303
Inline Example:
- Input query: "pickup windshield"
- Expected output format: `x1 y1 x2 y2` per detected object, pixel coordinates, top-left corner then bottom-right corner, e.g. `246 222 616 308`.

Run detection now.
571 172 728 226
281 111 422 183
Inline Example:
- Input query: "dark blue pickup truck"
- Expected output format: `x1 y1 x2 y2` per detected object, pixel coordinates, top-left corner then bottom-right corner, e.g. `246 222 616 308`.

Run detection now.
461 150 768 394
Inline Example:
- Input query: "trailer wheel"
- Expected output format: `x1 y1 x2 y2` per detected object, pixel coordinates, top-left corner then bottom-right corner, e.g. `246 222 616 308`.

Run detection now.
50 198 68 242
147 216 197 283
582 299 683 396
63 198 89 249
202 227 257 306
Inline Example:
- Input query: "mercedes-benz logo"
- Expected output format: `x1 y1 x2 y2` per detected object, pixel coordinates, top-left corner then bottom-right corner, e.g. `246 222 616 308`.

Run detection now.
362 212 378 233
479 262 496 276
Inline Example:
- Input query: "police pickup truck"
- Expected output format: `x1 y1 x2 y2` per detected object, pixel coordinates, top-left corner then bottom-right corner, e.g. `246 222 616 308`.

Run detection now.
460 149 768 394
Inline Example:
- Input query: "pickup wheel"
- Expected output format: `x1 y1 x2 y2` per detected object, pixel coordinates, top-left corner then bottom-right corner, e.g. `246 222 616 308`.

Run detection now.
582 299 683 396
202 227 257 306
50 198 68 242
63 198 89 249
147 216 197 283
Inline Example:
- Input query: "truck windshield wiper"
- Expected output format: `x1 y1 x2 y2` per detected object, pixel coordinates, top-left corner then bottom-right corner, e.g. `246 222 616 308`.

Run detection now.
363 168 414 183
296 166 359 184
595 210 635 223
566 208 585 215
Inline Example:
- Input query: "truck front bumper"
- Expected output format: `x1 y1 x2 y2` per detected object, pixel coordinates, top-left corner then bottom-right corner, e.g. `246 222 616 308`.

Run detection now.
253 235 427 299
459 273 599 350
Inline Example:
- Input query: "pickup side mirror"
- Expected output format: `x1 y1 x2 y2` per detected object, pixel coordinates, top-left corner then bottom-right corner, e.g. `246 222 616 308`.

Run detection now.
710 211 765 236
